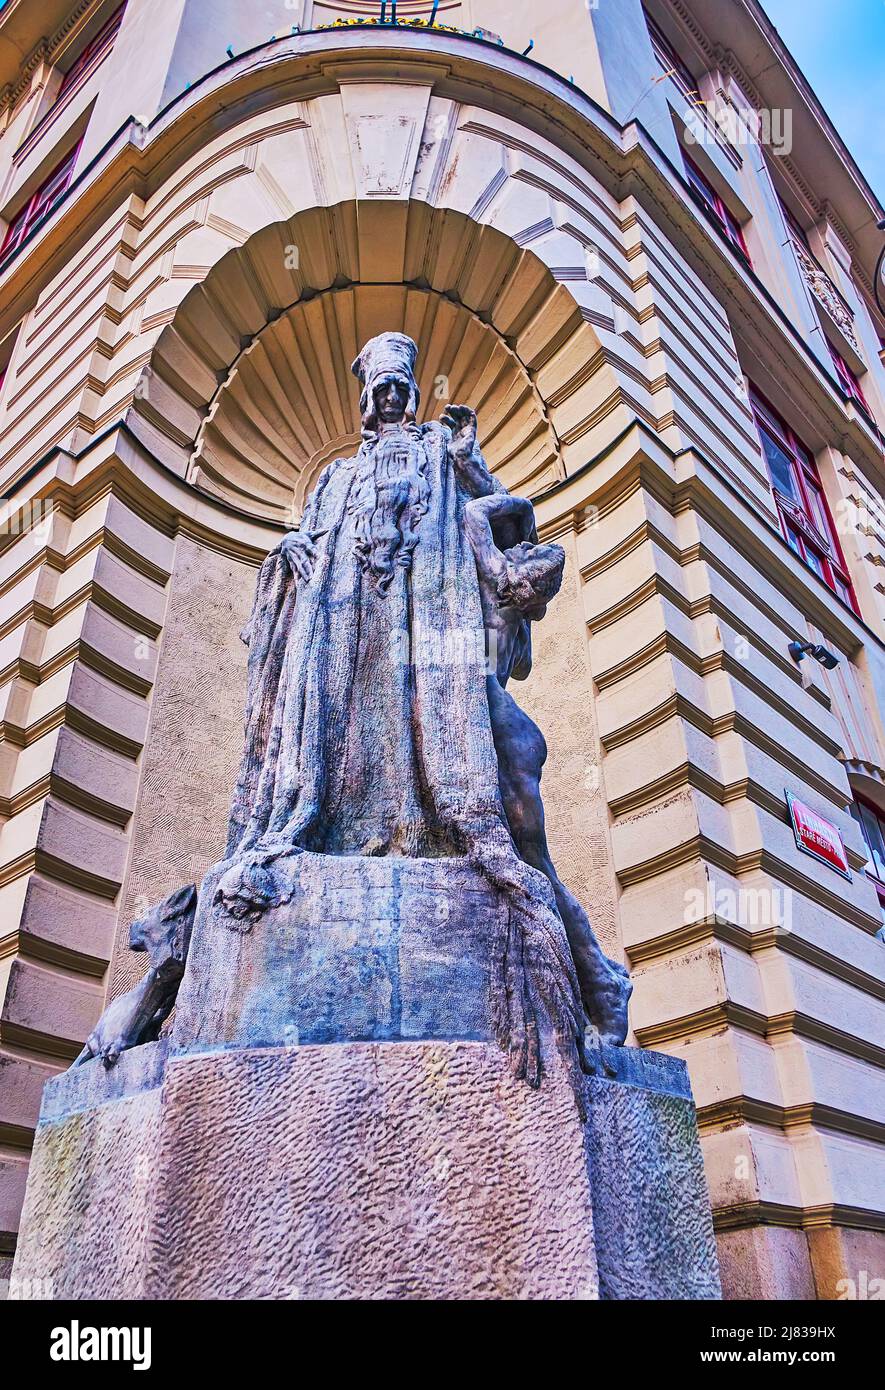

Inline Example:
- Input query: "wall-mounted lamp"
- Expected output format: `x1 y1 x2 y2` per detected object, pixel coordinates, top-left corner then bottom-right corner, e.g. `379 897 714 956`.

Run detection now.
788 640 840 670
522 39 535 57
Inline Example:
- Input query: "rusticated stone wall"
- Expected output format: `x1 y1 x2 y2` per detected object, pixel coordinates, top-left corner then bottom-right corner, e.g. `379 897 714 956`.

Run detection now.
517 525 624 969
111 537 257 997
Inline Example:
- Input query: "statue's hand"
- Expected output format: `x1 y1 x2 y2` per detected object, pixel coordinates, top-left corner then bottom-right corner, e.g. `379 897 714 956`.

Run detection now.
279 530 318 583
441 403 478 465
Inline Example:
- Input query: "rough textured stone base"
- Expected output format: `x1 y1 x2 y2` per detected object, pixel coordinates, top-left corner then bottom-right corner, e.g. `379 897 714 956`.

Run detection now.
11 1044 166 1300
585 1048 721 1299
13 1038 720 1300
154 1042 599 1300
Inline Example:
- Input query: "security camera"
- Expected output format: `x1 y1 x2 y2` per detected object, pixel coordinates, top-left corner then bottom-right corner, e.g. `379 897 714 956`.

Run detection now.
788 640 840 669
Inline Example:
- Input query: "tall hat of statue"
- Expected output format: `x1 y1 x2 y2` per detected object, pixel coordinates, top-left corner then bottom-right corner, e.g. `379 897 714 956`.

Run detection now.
351 332 421 433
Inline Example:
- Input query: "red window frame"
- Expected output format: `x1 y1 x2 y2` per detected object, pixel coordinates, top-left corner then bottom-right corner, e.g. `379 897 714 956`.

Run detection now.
644 9 699 102
55 5 125 105
0 144 79 260
12 6 125 163
850 796 885 922
828 342 872 416
683 154 751 265
749 386 858 612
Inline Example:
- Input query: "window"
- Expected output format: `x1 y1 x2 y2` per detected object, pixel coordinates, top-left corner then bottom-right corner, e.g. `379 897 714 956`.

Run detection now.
778 194 861 334
644 9 699 103
0 145 79 260
828 342 872 417
54 5 125 106
779 198 811 253
683 155 751 264
749 387 857 611
850 798 885 923
12 6 125 163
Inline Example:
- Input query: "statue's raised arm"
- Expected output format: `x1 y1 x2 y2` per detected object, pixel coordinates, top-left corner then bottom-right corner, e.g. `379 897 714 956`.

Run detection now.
440 402 503 499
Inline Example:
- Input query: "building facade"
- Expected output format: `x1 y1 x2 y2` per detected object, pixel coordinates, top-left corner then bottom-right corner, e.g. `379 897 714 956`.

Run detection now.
0 0 884 1300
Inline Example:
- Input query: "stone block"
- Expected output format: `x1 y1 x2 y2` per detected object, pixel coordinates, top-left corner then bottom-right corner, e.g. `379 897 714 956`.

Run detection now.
172 855 506 1053
585 1045 722 1299
11 1044 166 1300
12 1035 720 1300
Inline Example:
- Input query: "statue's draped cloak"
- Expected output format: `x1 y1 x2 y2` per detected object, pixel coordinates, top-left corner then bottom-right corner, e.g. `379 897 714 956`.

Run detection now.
229 424 504 857
226 421 584 1089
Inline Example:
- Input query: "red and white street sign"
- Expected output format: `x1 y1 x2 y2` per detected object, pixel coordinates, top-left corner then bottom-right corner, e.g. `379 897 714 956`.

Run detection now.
786 792 851 880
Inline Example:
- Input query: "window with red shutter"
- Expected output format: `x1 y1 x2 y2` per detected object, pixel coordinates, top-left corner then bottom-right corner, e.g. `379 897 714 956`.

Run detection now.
749 386 858 611
644 9 699 103
12 5 126 161
55 5 126 105
683 154 751 264
1 144 79 260
828 342 873 418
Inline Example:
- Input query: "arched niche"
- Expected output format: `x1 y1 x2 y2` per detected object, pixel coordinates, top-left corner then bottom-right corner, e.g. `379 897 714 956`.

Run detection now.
128 201 615 523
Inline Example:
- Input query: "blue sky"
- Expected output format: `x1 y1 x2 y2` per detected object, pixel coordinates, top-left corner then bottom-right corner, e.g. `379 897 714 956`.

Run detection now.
763 0 885 203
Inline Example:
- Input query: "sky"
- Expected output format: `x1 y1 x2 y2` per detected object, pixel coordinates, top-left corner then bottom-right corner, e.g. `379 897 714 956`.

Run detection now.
762 0 885 204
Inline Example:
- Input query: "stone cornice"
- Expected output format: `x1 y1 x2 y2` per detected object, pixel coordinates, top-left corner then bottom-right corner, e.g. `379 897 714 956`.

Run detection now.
0 0 97 113
634 1000 885 1070
0 427 282 565
699 1096 885 1148
712 1199 885 1234
629 915 885 998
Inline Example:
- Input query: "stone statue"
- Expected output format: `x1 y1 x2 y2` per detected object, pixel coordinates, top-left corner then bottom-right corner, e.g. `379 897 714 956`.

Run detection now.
72 884 197 1069
16 337 722 1305
214 331 630 1066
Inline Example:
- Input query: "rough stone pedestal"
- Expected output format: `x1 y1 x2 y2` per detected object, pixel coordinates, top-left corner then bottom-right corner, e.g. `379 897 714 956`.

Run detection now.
13 1037 720 1300
12 854 721 1299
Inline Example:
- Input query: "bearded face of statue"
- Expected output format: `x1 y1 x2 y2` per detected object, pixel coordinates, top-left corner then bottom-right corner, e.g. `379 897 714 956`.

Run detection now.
375 379 410 424
348 374 430 592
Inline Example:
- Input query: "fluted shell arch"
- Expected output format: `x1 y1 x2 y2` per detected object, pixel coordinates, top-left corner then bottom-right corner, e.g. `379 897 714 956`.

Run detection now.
128 201 611 523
